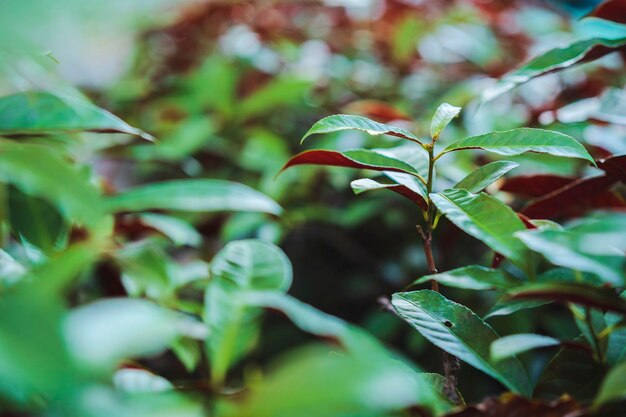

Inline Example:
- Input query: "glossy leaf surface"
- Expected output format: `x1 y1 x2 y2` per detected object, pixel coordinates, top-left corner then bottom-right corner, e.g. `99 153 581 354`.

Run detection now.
491 334 560 362
454 161 519 193
431 103 461 139
412 265 517 290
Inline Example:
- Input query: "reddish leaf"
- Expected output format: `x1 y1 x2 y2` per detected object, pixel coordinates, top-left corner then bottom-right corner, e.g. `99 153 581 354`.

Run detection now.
597 154 626 182
521 175 624 219
588 0 626 24
443 393 586 417
500 174 576 198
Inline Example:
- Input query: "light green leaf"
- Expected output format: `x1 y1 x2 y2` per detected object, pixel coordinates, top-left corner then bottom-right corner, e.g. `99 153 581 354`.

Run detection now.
0 141 105 229
113 368 173 394
204 240 292 385
593 361 626 409
64 298 205 372
441 128 594 164
454 161 519 193
491 334 560 362
106 179 282 215
239 78 310 120
431 103 461 139
115 241 171 300
431 189 529 271
302 114 423 145
392 290 531 395
413 265 518 290
350 176 428 210
138 213 202 247
0 91 153 140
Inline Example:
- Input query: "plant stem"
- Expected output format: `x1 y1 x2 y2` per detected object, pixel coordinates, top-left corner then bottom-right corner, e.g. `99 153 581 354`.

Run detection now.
419 142 461 405
585 307 605 364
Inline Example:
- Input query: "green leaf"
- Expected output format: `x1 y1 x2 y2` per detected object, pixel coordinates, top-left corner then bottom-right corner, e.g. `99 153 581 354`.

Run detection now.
350 176 428 210
65 298 205 372
392 290 531 395
113 368 173 394
491 334 560 362
115 241 171 300
0 141 105 229
302 114 423 146
106 179 282 215
204 240 292 385
0 91 153 140
506 282 626 315
431 103 461 139
594 360 626 409
413 265 518 290
280 149 426 182
485 299 551 319
517 213 626 285
454 161 519 193
441 128 594 164
137 213 202 247
239 78 310 120
483 19 626 100
430 189 529 270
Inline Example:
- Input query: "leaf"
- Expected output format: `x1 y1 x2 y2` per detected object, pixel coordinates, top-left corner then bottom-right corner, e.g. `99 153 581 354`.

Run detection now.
431 189 530 271
412 265 518 290
516 213 626 285
392 290 532 395
485 299 551 319
64 298 205 372
106 179 282 215
113 368 173 394
500 174 576 198
239 78 310 120
593 360 626 409
454 161 519 193
280 149 425 182
597 153 626 182
342 100 412 122
441 128 594 164
204 240 292 385
521 175 624 219
431 103 461 139
115 241 171 300
0 91 153 140
491 334 561 362
482 19 626 100
506 282 626 314
137 213 202 247
350 177 428 210
301 114 423 145
0 141 105 229
446 393 584 417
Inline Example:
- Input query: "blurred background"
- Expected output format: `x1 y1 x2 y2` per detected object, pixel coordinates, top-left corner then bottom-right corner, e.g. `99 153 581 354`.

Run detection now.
1 0 623 404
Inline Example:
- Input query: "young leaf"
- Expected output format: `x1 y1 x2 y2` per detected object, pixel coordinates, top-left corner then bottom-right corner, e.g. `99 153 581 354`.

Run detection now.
593 361 626 409
350 177 428 210
491 334 560 362
431 103 461 140
413 265 518 290
516 213 626 285
106 179 282 215
204 240 292 385
454 161 519 193
430 189 529 270
137 213 202 247
301 114 423 146
280 149 425 182
392 290 531 395
440 128 594 164
0 91 153 140
506 282 626 314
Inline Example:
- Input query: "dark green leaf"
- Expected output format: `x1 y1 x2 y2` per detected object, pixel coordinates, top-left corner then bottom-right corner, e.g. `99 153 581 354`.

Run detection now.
431 189 530 271
0 91 153 140
413 265 518 290
392 290 531 395
491 334 560 362
106 179 282 215
441 128 594 164
485 299 551 319
302 114 423 145
594 360 626 409
454 161 519 193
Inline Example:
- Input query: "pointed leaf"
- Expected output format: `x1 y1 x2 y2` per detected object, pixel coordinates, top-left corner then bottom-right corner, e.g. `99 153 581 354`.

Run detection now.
431 189 529 270
507 282 626 314
302 114 423 145
431 103 461 139
441 128 594 164
392 290 531 395
516 213 626 285
106 179 282 215
491 334 560 362
280 149 425 181
413 265 518 290
350 177 428 210
0 91 153 140
500 174 576 198
594 360 626 409
454 161 519 193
